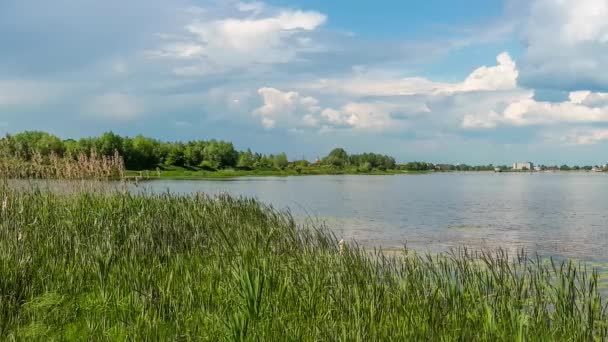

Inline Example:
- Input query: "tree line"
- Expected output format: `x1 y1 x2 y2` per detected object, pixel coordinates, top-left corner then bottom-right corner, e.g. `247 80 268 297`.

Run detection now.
7 131 576 173
0 131 400 172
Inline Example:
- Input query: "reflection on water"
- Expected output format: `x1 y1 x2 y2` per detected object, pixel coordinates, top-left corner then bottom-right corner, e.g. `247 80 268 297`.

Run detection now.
12 172 608 263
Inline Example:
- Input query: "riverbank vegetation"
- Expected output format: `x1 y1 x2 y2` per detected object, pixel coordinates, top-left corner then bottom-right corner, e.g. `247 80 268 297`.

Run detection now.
0 131 409 178
0 184 606 340
1 131 605 179
0 151 124 180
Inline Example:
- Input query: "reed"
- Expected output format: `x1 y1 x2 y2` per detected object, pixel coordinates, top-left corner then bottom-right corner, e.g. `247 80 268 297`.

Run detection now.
0 151 124 180
0 185 606 340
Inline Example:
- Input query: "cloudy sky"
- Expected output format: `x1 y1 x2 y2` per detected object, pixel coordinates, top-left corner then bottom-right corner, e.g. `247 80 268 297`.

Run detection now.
2 0 608 164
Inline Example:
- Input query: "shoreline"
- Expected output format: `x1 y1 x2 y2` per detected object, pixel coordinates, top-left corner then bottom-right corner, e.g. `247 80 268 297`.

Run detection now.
124 168 429 180
124 168 606 180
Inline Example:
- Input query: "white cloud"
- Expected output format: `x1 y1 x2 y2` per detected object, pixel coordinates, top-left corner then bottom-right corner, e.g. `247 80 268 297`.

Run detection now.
328 102 405 131
452 52 518 92
253 51 608 135
569 91 608 107
518 0 608 90
300 52 518 97
552 128 608 146
83 93 144 121
253 87 409 132
557 0 608 44
253 87 320 129
150 5 326 76
462 111 502 129
462 89 608 129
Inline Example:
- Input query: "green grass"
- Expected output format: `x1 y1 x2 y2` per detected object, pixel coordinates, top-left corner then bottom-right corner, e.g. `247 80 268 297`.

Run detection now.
125 165 425 180
0 185 607 340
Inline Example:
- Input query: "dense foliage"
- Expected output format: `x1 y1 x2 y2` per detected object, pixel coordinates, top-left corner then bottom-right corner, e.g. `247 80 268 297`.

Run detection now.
0 185 606 340
3 131 600 175
321 148 396 171
0 131 401 173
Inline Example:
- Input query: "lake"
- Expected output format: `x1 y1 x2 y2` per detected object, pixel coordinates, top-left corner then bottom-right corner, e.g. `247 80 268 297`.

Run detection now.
136 172 608 263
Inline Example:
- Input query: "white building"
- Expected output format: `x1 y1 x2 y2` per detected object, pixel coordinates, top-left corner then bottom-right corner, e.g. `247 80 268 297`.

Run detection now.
513 162 534 171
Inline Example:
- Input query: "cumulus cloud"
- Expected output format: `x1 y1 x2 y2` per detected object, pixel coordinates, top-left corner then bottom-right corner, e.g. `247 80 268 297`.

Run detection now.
253 87 320 129
550 128 608 146
325 102 407 131
254 50 608 137
300 52 518 97
569 91 608 108
459 59 608 130
252 86 415 132
150 3 326 76
452 52 518 92
518 0 608 91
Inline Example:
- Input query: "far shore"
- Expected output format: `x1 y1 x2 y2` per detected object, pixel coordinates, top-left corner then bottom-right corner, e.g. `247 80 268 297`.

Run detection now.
124 167 606 180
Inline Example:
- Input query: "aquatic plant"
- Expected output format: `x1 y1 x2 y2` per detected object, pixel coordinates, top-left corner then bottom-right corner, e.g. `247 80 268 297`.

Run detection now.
0 185 606 340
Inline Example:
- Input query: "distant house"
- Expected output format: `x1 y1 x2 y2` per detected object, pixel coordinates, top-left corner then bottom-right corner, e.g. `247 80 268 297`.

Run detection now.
512 162 534 171
533 165 542 172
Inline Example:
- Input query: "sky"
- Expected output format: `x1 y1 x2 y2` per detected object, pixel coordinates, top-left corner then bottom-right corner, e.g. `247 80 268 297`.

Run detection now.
1 0 608 164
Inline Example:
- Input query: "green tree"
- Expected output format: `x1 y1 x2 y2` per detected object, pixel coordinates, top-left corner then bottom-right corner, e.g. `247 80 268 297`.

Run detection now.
96 131 124 157
323 148 349 168
165 143 186 167
9 131 64 159
129 135 160 170
358 161 372 172
273 153 288 170
184 141 206 167
237 149 255 170
203 141 238 169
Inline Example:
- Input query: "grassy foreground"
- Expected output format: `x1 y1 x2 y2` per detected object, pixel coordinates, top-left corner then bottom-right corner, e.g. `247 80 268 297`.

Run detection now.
0 186 607 340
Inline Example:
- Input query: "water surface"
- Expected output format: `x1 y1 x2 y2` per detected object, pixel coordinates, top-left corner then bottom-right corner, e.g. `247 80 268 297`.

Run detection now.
137 172 608 263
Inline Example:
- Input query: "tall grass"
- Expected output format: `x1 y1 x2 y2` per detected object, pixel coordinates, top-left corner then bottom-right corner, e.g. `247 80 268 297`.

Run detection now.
0 151 124 180
0 184 606 340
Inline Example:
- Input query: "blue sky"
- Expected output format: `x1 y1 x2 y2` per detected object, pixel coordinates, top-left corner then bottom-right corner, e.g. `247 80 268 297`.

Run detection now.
2 0 608 164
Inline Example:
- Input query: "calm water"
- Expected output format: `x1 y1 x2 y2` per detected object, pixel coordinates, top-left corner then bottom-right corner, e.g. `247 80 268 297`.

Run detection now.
137 172 608 263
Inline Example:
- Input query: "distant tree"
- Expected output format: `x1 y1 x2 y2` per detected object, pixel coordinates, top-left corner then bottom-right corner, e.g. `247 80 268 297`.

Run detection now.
96 131 124 157
10 131 64 159
203 140 238 169
323 148 349 168
237 149 255 170
273 152 289 170
0 130 412 175
358 161 372 172
130 135 160 170
184 141 206 167
164 143 186 167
